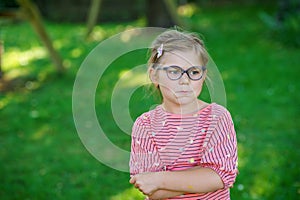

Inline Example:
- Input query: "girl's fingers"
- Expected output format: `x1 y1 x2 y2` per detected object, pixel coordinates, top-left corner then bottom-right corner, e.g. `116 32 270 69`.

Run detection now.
129 176 136 184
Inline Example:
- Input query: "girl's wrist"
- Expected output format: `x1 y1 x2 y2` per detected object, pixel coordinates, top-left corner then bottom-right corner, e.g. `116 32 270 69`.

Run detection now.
156 171 168 190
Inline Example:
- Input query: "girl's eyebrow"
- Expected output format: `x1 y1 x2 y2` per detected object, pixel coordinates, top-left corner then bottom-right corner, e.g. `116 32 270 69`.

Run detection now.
159 64 205 68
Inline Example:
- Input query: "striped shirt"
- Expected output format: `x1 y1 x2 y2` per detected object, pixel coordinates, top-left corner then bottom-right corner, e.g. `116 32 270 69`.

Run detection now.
130 103 238 200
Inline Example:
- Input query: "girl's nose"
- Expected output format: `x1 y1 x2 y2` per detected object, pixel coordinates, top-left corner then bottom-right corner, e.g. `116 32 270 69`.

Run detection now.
179 73 190 84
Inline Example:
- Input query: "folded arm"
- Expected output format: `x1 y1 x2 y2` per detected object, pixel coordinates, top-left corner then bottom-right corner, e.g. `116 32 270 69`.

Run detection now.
130 166 223 199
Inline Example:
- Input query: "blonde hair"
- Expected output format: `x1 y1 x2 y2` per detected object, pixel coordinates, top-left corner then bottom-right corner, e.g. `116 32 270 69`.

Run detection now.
148 30 209 69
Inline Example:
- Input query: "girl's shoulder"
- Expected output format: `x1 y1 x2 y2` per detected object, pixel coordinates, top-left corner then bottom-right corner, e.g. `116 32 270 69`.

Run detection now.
133 105 161 126
131 106 162 137
210 103 234 123
210 103 230 114
134 112 151 126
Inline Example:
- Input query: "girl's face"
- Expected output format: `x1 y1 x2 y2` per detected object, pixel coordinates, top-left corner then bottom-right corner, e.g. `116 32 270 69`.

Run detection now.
150 50 206 112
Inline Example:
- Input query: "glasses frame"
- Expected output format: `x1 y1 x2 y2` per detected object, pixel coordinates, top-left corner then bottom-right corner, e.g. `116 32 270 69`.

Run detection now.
156 65 206 81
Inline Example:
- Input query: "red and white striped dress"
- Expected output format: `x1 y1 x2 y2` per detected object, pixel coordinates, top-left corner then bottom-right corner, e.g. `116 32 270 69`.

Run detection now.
130 103 238 199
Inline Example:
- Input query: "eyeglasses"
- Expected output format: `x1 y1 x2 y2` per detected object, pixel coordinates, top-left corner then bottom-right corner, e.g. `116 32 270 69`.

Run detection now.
156 65 206 81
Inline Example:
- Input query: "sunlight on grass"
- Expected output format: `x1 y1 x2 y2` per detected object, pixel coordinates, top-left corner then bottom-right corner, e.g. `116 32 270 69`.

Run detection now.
118 68 149 88
53 39 64 49
63 59 72 68
0 93 13 109
3 47 46 78
88 21 146 42
31 125 51 141
120 26 143 43
90 26 107 41
70 48 83 58
178 3 198 17
110 186 145 200
4 47 46 68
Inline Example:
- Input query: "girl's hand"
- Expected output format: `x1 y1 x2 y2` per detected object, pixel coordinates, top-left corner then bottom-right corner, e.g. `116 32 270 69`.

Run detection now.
129 172 162 196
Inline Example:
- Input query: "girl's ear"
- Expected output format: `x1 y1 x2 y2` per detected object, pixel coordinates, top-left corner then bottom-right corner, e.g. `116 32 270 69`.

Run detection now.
149 68 159 88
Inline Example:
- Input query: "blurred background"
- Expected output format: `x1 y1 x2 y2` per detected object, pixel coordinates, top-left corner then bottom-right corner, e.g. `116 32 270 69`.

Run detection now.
0 0 299 199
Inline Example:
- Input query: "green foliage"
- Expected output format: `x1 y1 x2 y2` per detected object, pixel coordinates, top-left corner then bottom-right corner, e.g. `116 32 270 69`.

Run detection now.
259 2 300 47
1 4 300 200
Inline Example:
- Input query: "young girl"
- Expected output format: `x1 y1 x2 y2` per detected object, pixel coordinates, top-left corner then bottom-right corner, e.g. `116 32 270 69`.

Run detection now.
129 30 238 200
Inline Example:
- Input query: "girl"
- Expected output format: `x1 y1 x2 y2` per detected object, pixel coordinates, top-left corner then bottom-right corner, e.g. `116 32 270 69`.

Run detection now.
129 30 238 200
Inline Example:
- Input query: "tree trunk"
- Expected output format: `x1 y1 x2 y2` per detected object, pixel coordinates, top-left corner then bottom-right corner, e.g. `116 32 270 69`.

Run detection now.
17 0 65 74
86 0 102 39
163 0 182 27
146 0 179 28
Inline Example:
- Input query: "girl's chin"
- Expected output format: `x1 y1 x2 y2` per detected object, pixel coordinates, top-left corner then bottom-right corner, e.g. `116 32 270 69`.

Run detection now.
175 97 198 105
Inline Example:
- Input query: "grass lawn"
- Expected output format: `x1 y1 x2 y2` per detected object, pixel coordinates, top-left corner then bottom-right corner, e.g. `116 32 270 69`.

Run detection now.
1 4 299 200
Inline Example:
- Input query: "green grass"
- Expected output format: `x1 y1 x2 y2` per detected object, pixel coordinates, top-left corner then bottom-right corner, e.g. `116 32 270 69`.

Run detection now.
1 4 300 200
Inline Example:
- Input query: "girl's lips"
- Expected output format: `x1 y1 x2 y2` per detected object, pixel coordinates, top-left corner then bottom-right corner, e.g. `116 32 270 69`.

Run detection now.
177 90 192 93
175 91 193 96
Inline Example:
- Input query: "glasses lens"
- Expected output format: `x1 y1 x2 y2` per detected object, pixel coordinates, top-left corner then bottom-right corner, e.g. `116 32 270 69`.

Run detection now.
166 66 182 80
188 67 203 80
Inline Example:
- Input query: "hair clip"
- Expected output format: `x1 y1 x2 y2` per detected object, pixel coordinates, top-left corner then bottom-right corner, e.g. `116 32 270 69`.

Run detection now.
157 44 164 59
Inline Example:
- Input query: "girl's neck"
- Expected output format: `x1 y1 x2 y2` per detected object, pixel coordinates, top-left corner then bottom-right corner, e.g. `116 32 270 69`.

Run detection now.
162 99 207 115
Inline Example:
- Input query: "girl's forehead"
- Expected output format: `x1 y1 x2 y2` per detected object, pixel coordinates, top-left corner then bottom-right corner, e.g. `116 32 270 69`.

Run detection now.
160 50 203 66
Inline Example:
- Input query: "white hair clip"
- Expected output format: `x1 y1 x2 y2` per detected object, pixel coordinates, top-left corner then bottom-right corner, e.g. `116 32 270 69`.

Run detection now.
157 44 164 59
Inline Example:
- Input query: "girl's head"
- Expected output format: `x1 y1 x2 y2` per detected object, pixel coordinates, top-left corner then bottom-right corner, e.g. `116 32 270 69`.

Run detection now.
148 30 208 68
148 30 209 110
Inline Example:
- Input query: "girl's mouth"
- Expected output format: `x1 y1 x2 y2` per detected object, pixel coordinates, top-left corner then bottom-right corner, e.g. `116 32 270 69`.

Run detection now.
176 91 193 96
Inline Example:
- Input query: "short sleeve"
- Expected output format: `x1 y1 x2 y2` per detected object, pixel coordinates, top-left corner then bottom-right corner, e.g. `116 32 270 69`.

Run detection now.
200 109 238 189
129 113 163 176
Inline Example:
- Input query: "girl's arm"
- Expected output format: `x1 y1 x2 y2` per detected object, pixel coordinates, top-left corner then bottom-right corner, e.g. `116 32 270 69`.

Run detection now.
130 166 223 198
148 190 182 200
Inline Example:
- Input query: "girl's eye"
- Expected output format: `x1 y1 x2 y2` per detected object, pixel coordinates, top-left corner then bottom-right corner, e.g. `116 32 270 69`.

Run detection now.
167 69 181 74
190 70 200 75
189 67 201 75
